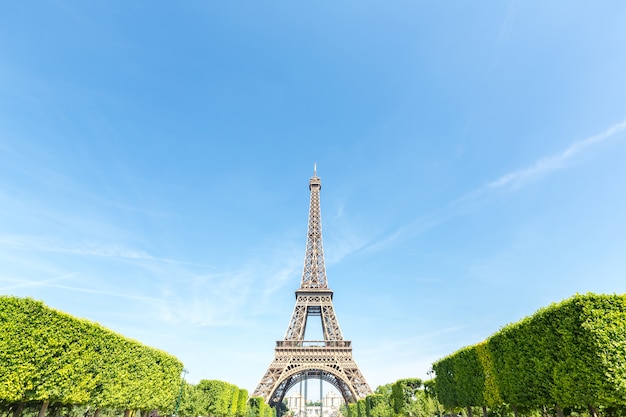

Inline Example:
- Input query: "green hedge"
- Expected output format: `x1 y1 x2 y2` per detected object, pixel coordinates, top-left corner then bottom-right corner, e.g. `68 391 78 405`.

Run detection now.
0 296 183 413
432 293 626 412
391 378 422 416
247 396 275 417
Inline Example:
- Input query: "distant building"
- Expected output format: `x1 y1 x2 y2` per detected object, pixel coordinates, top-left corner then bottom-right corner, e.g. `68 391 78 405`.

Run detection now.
285 391 344 417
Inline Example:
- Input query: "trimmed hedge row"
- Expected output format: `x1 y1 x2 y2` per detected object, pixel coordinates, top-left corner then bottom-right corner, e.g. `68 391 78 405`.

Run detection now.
177 380 255 417
0 296 275 417
346 378 434 417
0 296 183 414
432 293 626 414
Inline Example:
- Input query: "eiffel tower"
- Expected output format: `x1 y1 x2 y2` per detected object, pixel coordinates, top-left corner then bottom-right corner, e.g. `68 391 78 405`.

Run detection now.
253 167 372 408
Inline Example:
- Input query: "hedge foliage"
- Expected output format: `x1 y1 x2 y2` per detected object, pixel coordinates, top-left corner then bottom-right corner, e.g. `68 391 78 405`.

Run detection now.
0 296 272 417
345 379 438 417
247 396 275 417
176 380 261 417
0 296 184 414
391 379 422 417
432 293 626 413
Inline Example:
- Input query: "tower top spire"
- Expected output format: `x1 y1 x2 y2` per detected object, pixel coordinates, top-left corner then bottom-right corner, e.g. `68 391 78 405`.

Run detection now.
302 166 326 289
309 163 321 190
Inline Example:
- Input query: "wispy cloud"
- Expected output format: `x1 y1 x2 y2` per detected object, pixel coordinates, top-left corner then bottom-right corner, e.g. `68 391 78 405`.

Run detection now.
498 0 520 46
0 266 253 327
156 269 282 327
325 230 370 264
363 209 449 254
153 239 305 327
361 326 465 356
0 232 302 328
0 273 78 291
488 118 626 189
366 118 626 253
0 234 211 266
0 272 166 305
486 0 521 77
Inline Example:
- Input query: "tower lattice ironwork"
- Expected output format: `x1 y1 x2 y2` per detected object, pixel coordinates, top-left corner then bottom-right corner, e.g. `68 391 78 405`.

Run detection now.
252 167 372 407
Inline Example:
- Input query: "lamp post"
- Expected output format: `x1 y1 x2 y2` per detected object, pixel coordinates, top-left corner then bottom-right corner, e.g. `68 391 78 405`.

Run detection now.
174 368 189 417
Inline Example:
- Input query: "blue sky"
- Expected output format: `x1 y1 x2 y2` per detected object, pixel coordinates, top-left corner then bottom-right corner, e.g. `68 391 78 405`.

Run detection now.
2 1 626 396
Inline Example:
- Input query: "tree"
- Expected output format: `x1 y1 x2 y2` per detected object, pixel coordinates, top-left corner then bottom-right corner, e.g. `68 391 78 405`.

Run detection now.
366 394 391 417
391 379 422 417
